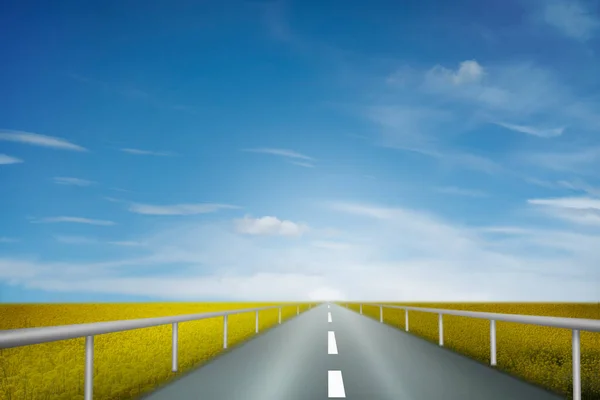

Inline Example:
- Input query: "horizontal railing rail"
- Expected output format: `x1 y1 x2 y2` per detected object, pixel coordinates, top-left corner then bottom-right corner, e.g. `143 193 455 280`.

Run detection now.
347 302 600 400
0 303 315 400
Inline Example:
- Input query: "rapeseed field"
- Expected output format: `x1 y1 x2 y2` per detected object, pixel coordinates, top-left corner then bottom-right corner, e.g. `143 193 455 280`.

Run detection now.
0 302 312 400
351 302 600 400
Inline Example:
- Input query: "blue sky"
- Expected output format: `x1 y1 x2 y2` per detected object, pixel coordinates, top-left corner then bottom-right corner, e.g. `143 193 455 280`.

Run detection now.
1 0 600 302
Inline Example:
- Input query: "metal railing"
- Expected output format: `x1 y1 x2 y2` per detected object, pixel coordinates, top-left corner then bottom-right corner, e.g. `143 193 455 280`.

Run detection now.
350 303 600 400
0 303 314 400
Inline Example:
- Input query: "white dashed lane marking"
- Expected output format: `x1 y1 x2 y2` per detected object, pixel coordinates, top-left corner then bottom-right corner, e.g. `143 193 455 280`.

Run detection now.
327 305 344 397
328 331 338 354
328 370 346 398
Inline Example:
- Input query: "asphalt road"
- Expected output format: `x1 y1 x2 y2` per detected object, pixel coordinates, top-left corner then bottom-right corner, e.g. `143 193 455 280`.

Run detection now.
143 303 563 400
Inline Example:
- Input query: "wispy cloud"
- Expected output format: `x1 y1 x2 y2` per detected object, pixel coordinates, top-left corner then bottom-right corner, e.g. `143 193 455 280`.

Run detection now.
53 177 95 186
234 215 309 236
70 73 197 114
311 240 350 250
290 161 315 168
366 105 452 149
540 0 600 41
54 235 98 244
108 241 147 247
556 179 600 197
0 237 19 243
110 187 134 193
364 58 600 178
243 148 313 161
2 197 599 301
328 202 398 220
120 148 177 157
529 196 600 210
31 216 116 226
0 154 23 165
364 105 503 174
127 202 239 215
477 226 533 235
494 122 565 138
54 236 146 246
421 61 566 118
528 196 600 226
521 146 600 174
435 186 488 197
0 130 87 151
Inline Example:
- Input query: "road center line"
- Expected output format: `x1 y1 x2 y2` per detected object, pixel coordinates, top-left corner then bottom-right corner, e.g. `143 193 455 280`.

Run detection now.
328 331 338 354
328 370 346 398
328 305 330 308
328 312 332 322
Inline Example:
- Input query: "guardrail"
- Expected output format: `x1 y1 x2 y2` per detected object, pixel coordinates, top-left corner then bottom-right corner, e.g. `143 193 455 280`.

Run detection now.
0 303 314 400
346 303 600 400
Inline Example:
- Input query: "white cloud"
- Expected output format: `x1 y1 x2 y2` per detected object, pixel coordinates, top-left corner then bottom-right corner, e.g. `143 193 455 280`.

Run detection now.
120 148 177 156
435 186 488 197
31 217 116 226
0 237 19 243
128 202 238 215
541 0 600 41
0 154 23 164
427 60 485 86
494 122 565 138
0 130 87 151
234 215 309 236
243 148 313 161
53 177 95 186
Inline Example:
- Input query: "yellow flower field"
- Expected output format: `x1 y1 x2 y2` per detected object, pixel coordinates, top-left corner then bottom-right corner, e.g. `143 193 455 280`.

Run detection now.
0 302 314 400
349 302 600 400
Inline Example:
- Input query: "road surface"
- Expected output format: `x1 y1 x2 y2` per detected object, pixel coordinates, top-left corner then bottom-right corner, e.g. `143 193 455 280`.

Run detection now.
143 303 563 400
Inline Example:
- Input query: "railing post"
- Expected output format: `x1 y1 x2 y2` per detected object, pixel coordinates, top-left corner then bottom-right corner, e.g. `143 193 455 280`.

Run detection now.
438 314 444 346
255 310 259 333
223 315 228 349
573 329 581 400
490 320 497 366
84 335 94 400
379 305 383 323
360 304 363 314
405 308 409 331
171 322 178 372
278 307 281 324
296 305 299 315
